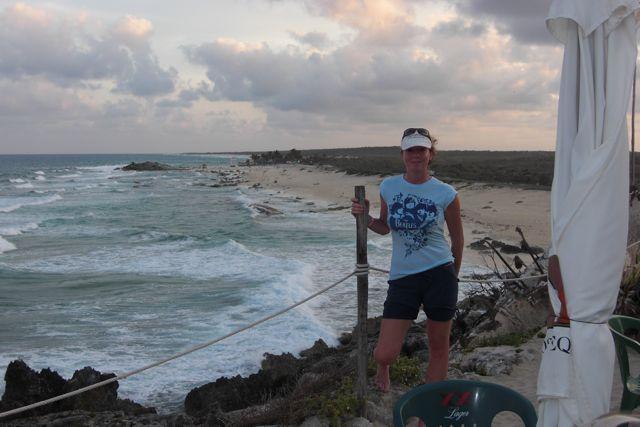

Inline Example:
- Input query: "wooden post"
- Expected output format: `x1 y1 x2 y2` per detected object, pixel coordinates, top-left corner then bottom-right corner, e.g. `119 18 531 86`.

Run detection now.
354 185 368 416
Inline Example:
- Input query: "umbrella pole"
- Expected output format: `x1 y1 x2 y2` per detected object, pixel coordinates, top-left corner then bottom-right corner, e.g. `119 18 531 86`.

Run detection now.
632 65 637 204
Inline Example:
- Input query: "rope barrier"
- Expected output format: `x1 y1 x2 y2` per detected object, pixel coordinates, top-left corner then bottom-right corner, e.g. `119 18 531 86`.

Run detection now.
354 263 369 277
0 270 357 419
365 264 547 283
3 239 639 419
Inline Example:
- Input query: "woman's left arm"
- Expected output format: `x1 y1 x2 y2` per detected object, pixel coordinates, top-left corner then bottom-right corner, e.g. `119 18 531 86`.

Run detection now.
444 196 464 276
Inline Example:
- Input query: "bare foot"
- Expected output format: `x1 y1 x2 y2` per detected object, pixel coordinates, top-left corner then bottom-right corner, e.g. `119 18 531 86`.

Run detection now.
375 364 390 392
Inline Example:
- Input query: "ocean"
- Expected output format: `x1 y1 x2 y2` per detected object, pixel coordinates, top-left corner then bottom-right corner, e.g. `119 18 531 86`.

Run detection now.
0 154 482 412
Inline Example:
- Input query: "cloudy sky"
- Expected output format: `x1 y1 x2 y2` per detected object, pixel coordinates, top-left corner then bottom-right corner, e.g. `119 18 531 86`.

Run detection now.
0 0 564 154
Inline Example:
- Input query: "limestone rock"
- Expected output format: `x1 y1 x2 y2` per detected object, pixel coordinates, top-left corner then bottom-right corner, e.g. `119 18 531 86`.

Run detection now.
460 345 535 376
120 161 173 171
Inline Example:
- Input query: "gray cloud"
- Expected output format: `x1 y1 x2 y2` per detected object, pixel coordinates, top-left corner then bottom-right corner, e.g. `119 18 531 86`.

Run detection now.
453 0 554 44
183 24 556 133
183 39 452 124
0 5 176 97
288 31 330 48
432 20 487 38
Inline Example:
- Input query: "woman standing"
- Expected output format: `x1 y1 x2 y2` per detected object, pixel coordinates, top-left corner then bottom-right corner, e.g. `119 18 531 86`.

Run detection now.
351 128 463 391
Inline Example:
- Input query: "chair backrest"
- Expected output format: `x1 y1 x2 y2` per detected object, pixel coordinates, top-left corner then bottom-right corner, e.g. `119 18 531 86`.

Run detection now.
608 316 640 390
393 379 537 427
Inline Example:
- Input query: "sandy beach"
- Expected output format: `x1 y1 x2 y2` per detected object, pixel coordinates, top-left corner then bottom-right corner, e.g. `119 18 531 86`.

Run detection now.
244 164 551 267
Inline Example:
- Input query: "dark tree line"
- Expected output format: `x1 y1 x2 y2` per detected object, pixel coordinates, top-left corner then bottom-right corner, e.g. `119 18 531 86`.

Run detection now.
250 149 303 164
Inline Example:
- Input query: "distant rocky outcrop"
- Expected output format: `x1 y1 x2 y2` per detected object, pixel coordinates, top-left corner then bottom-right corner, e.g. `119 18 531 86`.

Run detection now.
120 161 173 171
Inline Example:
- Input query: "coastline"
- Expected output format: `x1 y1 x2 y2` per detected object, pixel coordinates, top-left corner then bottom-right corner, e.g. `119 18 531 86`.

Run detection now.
2 160 635 426
243 164 551 267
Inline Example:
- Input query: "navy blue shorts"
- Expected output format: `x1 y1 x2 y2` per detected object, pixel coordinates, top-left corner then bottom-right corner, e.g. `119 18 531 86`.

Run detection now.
383 262 458 321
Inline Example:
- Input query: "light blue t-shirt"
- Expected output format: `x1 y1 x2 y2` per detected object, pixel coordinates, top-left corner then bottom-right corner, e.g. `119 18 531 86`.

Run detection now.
380 175 457 280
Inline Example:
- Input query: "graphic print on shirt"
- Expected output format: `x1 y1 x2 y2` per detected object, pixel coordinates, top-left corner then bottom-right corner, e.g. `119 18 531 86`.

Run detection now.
388 192 438 257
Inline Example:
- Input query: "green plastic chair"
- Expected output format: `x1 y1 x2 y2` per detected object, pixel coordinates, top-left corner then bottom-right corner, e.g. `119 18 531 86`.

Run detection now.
608 315 640 412
393 379 537 427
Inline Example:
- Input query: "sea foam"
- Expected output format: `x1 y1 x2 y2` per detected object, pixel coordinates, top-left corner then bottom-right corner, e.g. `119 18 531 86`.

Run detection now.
0 223 39 236
0 194 63 213
0 237 16 254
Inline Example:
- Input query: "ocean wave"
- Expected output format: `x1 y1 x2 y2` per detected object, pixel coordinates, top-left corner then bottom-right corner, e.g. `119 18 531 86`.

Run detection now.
368 236 392 251
0 194 63 213
0 223 39 236
9 178 25 183
34 176 46 181
15 238 307 283
35 171 45 175
0 236 16 254
15 183 34 189
77 165 125 173
127 230 185 242
232 190 260 217
59 173 81 179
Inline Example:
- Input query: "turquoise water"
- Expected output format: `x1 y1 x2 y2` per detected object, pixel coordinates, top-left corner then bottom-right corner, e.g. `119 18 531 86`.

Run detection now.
0 154 400 411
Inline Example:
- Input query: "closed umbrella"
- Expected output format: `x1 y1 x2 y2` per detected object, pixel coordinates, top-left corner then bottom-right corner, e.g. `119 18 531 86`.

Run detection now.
538 1 639 425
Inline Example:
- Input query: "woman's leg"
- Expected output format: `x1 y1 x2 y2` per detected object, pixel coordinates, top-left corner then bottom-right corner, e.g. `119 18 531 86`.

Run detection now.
425 318 452 383
373 318 412 391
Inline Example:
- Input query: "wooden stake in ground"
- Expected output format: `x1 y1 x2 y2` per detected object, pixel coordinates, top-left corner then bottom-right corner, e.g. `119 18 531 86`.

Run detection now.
354 185 368 416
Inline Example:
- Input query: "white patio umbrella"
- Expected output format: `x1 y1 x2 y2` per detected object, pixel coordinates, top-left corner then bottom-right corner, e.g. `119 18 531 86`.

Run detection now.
538 1 639 426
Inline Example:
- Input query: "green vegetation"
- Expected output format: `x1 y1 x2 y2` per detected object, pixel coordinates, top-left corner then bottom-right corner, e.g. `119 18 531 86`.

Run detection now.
247 147 560 188
616 249 640 317
250 148 302 164
242 148 640 189
389 356 423 386
303 377 360 427
367 355 422 387
470 328 542 350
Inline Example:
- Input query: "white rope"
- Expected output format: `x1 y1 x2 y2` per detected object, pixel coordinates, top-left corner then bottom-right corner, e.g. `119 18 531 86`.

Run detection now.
354 263 369 276
366 265 547 284
628 240 640 251
0 270 357 419
458 274 547 284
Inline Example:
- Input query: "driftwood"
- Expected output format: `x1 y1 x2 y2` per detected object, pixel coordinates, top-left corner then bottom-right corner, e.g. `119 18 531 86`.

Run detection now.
484 240 527 290
516 227 545 274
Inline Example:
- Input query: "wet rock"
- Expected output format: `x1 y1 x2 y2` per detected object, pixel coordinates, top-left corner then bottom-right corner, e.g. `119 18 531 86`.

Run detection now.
468 239 489 250
184 365 297 419
299 339 331 360
499 243 524 254
261 352 302 384
0 360 66 417
120 161 173 171
250 203 283 216
0 361 154 420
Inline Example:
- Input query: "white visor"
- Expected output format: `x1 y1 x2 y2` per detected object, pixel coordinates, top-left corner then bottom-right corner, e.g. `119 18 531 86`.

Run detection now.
401 132 432 150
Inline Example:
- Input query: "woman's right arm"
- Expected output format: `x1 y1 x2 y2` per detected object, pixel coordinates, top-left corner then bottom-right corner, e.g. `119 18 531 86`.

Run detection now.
351 195 390 235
